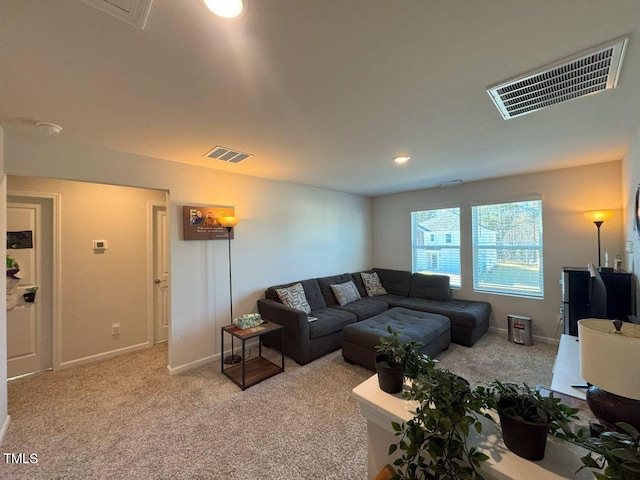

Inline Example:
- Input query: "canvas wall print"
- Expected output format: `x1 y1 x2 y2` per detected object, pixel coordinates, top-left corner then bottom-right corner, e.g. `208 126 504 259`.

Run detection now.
183 205 235 240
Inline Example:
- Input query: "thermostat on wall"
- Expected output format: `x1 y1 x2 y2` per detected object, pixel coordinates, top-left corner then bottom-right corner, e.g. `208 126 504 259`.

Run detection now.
93 240 108 251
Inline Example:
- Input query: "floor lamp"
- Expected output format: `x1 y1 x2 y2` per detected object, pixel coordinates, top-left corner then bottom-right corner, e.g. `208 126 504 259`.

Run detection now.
582 210 614 269
219 215 241 365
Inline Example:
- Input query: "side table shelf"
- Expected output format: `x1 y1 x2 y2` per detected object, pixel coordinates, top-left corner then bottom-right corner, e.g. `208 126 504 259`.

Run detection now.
221 321 284 390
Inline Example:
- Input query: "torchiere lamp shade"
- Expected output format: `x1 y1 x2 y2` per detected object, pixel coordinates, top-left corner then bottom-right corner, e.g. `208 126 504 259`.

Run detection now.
582 210 615 224
219 216 239 229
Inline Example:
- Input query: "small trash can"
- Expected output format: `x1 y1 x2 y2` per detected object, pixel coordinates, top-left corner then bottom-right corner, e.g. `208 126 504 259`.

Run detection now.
507 314 533 345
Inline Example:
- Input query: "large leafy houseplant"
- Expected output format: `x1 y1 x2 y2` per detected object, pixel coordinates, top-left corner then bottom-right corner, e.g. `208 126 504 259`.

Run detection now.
579 422 640 480
484 380 579 460
389 355 492 480
374 326 424 393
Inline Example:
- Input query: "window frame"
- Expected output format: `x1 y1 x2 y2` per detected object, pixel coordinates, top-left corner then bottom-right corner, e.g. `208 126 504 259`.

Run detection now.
411 206 462 288
471 198 544 298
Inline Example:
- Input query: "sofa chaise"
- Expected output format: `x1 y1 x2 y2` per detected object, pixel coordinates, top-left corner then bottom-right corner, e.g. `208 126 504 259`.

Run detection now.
257 268 491 365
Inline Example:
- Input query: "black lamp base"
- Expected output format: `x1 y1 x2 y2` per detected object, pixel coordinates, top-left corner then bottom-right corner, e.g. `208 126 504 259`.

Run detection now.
223 354 242 365
587 385 640 432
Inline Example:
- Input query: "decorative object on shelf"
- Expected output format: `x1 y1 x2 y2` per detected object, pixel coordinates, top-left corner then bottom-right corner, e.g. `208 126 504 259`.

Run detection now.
220 215 241 365
6 254 20 278
485 380 579 461
583 210 615 269
182 205 235 240
233 313 262 330
23 287 38 303
578 318 640 432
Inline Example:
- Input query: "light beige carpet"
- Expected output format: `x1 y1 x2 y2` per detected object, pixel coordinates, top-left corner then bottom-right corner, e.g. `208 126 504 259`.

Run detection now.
1 331 557 479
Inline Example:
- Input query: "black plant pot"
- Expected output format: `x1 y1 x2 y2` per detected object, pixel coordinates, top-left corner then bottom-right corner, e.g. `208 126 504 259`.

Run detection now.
23 292 36 303
374 354 404 394
497 398 548 461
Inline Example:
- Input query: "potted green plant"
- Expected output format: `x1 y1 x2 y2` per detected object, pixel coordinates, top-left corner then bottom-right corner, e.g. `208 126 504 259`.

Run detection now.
390 355 492 479
23 286 38 303
6 254 19 278
374 326 423 393
485 380 579 461
578 422 640 480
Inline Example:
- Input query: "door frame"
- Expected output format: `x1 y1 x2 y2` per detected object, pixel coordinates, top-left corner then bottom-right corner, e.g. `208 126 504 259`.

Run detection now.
8 190 62 371
147 200 170 346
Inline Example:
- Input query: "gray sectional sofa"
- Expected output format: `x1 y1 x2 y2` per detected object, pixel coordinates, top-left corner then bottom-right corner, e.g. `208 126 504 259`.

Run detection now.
257 268 491 365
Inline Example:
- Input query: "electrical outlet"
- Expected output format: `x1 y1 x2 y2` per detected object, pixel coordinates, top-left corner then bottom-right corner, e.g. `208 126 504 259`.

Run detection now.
112 323 120 335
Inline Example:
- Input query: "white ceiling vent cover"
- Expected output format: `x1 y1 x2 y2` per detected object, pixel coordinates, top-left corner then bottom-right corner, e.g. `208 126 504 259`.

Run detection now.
204 146 253 164
82 0 153 30
487 37 628 120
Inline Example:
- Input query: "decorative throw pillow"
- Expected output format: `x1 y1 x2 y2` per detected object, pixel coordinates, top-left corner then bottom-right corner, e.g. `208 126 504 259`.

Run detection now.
361 272 388 297
275 283 311 314
330 281 361 306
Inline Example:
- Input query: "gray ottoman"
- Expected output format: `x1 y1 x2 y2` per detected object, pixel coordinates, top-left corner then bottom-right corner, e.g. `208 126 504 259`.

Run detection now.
341 307 451 371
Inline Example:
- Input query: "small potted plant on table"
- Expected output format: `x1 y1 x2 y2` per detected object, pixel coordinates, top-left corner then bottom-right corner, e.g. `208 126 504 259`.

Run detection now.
374 326 422 394
579 422 640 480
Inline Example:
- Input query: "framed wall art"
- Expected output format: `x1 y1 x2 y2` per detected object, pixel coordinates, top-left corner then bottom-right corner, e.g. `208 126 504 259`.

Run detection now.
182 205 235 241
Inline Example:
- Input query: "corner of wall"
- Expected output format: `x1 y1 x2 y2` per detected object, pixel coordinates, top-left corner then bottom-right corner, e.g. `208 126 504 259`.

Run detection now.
0 125 10 445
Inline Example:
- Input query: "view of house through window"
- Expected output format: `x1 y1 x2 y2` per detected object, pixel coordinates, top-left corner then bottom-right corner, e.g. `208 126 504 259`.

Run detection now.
471 199 543 298
411 207 461 288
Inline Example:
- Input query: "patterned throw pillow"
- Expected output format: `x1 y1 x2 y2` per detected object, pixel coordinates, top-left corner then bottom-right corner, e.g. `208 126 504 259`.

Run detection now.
330 281 361 306
361 272 388 297
275 283 312 314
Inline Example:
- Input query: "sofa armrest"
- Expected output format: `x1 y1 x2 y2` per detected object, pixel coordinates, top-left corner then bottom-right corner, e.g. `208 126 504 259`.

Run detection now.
257 298 310 363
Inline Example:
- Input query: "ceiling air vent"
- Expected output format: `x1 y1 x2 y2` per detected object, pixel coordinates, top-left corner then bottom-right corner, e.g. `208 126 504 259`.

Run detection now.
204 146 253 164
487 37 628 120
82 0 153 30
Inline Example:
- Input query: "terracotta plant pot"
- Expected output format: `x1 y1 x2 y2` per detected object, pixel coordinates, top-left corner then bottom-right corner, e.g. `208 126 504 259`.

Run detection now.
374 353 404 394
497 397 549 461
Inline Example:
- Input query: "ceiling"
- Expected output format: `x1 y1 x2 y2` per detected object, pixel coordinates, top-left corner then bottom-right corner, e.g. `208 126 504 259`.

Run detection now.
1 0 639 197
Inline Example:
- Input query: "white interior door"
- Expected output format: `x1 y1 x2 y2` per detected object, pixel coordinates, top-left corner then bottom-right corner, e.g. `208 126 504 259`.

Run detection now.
7 201 52 377
153 206 169 343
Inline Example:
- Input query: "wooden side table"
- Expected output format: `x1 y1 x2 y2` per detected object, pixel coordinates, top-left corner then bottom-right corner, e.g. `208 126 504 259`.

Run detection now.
221 321 284 390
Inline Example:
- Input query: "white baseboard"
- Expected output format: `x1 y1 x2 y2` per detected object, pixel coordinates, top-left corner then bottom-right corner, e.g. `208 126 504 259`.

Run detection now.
0 414 10 447
167 353 219 375
488 326 559 346
59 342 149 369
167 339 260 375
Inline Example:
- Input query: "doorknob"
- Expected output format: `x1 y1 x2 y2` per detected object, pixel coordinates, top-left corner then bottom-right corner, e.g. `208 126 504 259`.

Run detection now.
154 279 166 284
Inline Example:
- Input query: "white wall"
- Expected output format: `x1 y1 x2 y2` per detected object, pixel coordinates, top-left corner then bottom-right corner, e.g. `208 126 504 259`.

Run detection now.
7 176 167 364
622 124 640 314
2 124 372 373
372 161 624 341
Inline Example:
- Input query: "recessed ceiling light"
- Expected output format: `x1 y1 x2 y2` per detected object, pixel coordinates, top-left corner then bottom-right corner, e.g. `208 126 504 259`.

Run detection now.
393 156 410 164
203 0 244 18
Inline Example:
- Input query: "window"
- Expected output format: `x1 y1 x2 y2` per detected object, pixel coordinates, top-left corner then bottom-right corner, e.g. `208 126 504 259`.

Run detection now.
471 200 543 297
411 207 461 288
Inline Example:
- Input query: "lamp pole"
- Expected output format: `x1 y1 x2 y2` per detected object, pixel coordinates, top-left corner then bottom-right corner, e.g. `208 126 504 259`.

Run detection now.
219 216 241 365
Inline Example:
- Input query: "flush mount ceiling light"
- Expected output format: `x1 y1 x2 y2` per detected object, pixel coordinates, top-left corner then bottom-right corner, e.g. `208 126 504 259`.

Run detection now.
393 156 410 164
36 122 63 134
203 0 244 18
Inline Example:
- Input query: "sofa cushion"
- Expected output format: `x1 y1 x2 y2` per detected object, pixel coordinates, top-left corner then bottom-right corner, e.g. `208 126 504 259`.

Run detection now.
332 297 389 321
409 273 451 302
308 307 356 339
317 274 357 306
350 270 374 297
266 278 327 311
374 268 412 296
361 271 388 297
330 281 361 306
275 283 311 314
